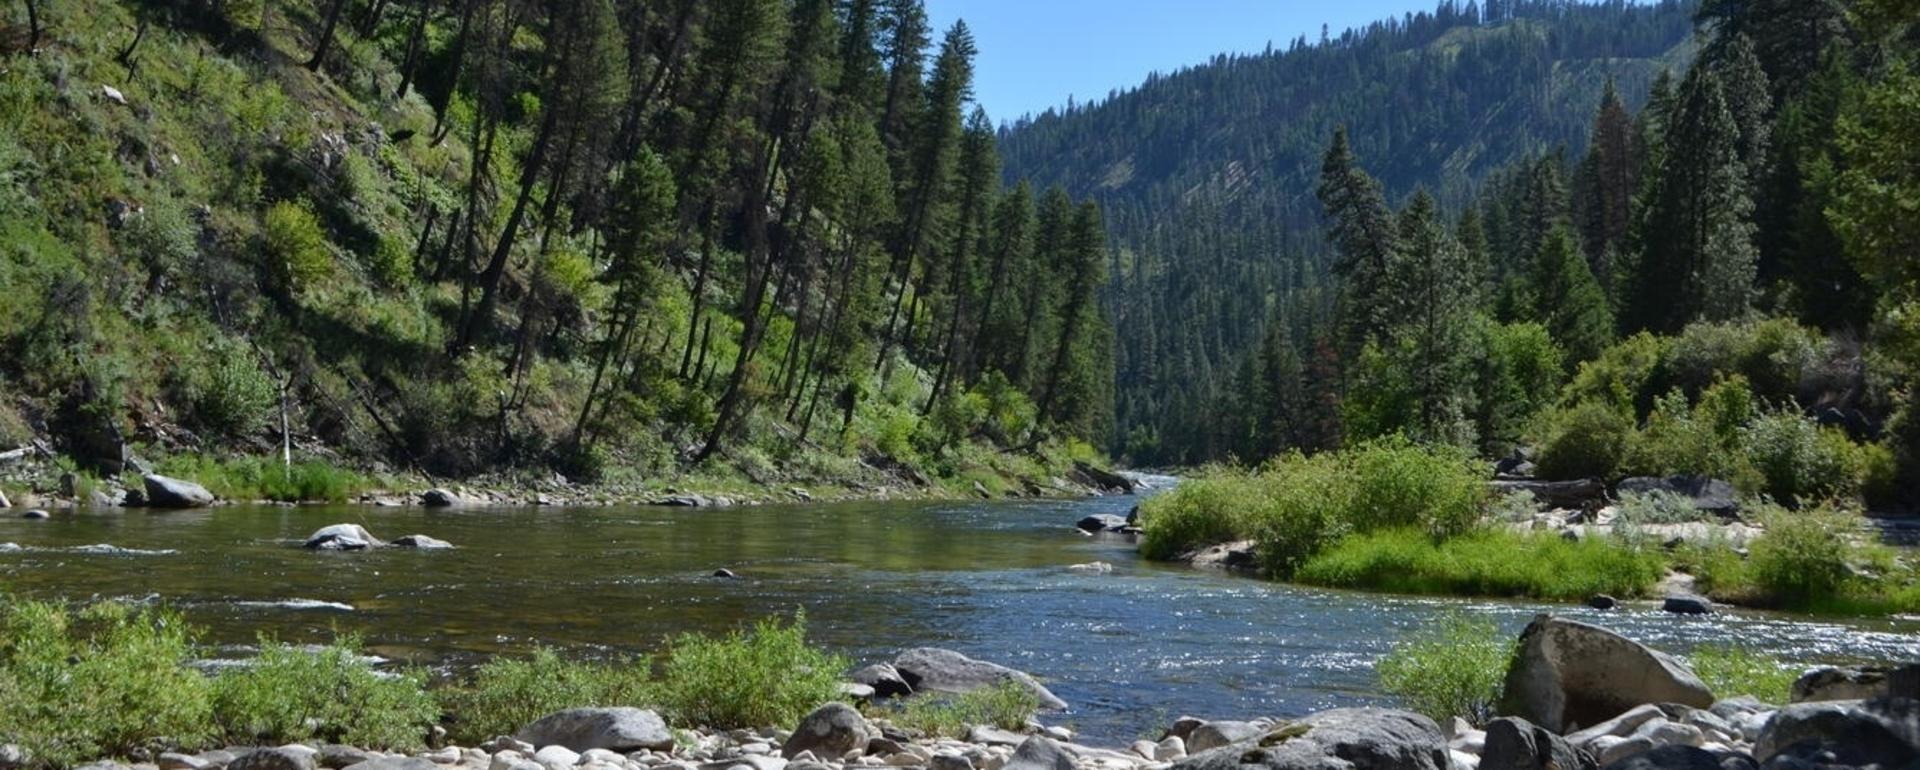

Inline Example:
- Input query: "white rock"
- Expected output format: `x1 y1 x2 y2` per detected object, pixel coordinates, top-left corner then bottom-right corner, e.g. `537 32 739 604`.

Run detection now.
1450 730 1486 754
583 751 627 765
1042 726 1073 741
1153 737 1185 761
537 746 583 769
1447 717 1472 741
491 751 530 770
1567 704 1666 749
102 85 127 104
1450 750 1481 770
1129 742 1157 761
424 747 461 764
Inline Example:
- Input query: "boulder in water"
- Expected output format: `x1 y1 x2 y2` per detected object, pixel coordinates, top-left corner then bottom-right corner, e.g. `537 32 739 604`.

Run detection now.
142 473 214 508
303 523 382 550
1499 615 1714 733
1171 708 1450 770
1075 514 1128 533
1661 595 1713 615
892 647 1068 710
515 707 675 752
420 488 462 507
391 534 454 550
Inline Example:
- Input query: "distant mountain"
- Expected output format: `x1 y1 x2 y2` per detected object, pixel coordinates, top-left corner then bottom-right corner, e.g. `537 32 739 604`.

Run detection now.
997 0 1699 462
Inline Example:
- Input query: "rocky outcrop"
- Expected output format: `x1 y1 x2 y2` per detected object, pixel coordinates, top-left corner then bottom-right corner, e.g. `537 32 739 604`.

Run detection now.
303 523 383 550
1172 708 1450 770
515 707 675 752
782 703 874 759
142 473 215 508
892 648 1068 710
1480 717 1594 770
1183 541 1258 571
1499 615 1715 733
1754 697 1920 768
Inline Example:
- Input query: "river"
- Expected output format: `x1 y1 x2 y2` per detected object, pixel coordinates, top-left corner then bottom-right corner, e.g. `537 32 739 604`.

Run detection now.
2 492 1917 744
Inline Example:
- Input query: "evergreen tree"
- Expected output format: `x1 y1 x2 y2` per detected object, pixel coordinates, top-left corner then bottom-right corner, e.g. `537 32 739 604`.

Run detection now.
1529 226 1615 362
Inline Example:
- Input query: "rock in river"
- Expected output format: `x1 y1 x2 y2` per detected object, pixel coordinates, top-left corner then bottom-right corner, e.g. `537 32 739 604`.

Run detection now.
304 523 382 550
1076 514 1128 534
892 647 1068 710
420 488 462 507
1499 615 1714 733
391 534 454 550
516 707 675 752
1172 708 1450 770
142 473 214 508
782 703 875 759
1661 595 1713 615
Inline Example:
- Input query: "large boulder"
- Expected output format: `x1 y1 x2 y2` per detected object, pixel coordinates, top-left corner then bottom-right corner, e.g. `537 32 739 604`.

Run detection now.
1499 615 1714 733
1613 477 1737 518
1791 667 1888 703
142 473 214 508
420 488 462 507
1753 698 1920 768
391 534 454 550
1188 722 1269 753
303 523 382 550
892 648 1068 710
782 703 874 759
1481 717 1596 770
1171 708 1449 770
850 663 913 698
1076 514 1128 533
228 749 315 770
1489 479 1606 509
515 707 675 752
1071 462 1137 495
1005 737 1076 770
1596 746 1738 770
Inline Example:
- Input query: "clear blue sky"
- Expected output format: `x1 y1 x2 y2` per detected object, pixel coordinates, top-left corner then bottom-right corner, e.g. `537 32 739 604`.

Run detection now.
925 0 1445 121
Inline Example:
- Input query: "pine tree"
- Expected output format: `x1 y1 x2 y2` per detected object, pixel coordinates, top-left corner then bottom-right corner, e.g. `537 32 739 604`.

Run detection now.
1572 79 1636 276
1317 128 1399 352
1529 226 1615 363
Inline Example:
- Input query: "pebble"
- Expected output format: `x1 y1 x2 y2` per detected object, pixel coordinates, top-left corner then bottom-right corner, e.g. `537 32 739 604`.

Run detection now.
534 747 581 770
423 748 461 765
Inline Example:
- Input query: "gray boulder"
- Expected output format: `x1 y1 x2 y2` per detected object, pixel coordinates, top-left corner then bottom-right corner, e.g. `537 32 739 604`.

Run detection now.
1482 717 1596 770
340 760 439 770
20 509 47 520
850 663 914 698
1171 708 1449 770
1005 738 1075 770
1754 698 1920 768
316 746 373 770
303 523 382 550
1188 722 1267 753
1588 595 1619 611
515 707 675 752
892 648 1068 710
782 703 874 759
1662 596 1713 616
228 749 315 770
1490 479 1606 508
1500 615 1715 733
1791 667 1887 703
1076 514 1128 533
143 473 215 508
1614 477 1737 517
1597 746 1739 770
391 534 454 550
420 488 462 507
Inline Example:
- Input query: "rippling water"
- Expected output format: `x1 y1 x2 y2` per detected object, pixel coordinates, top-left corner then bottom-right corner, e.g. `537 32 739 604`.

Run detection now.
2 494 1916 743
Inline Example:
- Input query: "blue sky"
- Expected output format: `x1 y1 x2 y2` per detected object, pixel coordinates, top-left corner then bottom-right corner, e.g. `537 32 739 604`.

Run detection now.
925 1 1445 121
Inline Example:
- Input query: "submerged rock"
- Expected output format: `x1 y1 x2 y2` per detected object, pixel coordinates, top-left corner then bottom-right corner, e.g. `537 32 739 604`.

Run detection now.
1172 708 1449 770
1499 615 1714 733
893 647 1068 710
391 534 454 550
143 473 215 508
1075 514 1128 533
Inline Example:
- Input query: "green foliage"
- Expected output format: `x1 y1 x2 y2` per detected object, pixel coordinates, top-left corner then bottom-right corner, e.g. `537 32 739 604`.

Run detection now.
1688 646 1796 703
211 636 437 750
1745 508 1866 607
654 613 847 730
1297 527 1667 600
263 200 334 290
155 455 374 503
1615 490 1711 524
883 681 1041 738
0 599 214 768
1741 410 1871 505
1533 401 1635 480
440 648 653 745
1376 614 1514 726
179 339 277 437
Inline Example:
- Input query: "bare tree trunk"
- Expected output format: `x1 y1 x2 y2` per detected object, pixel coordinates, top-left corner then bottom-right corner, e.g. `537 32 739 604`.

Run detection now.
26 0 42 50
394 0 432 98
306 0 349 70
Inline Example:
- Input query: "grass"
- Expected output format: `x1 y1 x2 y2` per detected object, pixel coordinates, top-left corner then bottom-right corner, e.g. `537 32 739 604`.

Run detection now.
1296 527 1668 601
880 681 1042 738
653 612 849 730
152 454 382 502
211 636 438 750
439 647 653 745
1677 505 1920 615
1376 613 1514 726
1688 645 1797 703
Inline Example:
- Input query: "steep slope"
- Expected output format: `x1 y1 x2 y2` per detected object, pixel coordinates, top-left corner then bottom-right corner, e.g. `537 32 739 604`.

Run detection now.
998 0 1698 462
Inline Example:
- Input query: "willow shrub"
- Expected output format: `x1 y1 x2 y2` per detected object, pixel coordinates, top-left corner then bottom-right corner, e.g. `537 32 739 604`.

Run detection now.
212 636 437 750
1296 528 1666 601
0 599 214 768
654 613 847 730
885 681 1042 738
440 648 654 745
1376 613 1513 726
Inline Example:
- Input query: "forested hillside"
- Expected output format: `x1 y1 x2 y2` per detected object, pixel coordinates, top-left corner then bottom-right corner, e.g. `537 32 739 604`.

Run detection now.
998 0 1699 462
0 0 1117 493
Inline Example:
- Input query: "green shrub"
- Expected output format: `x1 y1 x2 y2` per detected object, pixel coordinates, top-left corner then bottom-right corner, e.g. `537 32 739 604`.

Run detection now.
1137 466 1284 560
1746 508 1864 608
181 339 278 437
1615 489 1712 524
1346 440 1486 539
212 637 437 750
1533 401 1634 480
155 456 373 502
1688 646 1796 703
0 599 214 768
1561 332 1670 414
884 681 1041 738
654 613 847 730
1376 613 1513 726
440 648 653 745
1742 411 1868 506
264 200 333 289
1297 528 1667 600
1665 319 1822 406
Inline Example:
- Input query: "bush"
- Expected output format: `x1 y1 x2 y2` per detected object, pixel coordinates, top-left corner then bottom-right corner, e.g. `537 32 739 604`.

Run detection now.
1136 466 1286 560
264 200 333 289
440 648 653 745
180 339 278 438
1533 401 1634 480
1615 489 1711 524
212 637 437 750
155 456 373 502
884 681 1041 738
1745 508 1864 608
0 599 214 768
654 613 847 730
1297 528 1667 601
1665 319 1822 406
1742 410 1869 506
1346 440 1486 539
1688 646 1796 703
1376 614 1513 726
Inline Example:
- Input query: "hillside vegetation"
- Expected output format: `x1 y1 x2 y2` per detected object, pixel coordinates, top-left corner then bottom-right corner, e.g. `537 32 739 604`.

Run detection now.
0 0 1115 495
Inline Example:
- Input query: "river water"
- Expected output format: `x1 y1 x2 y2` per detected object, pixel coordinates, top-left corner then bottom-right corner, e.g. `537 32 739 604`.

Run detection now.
2 493 1917 743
